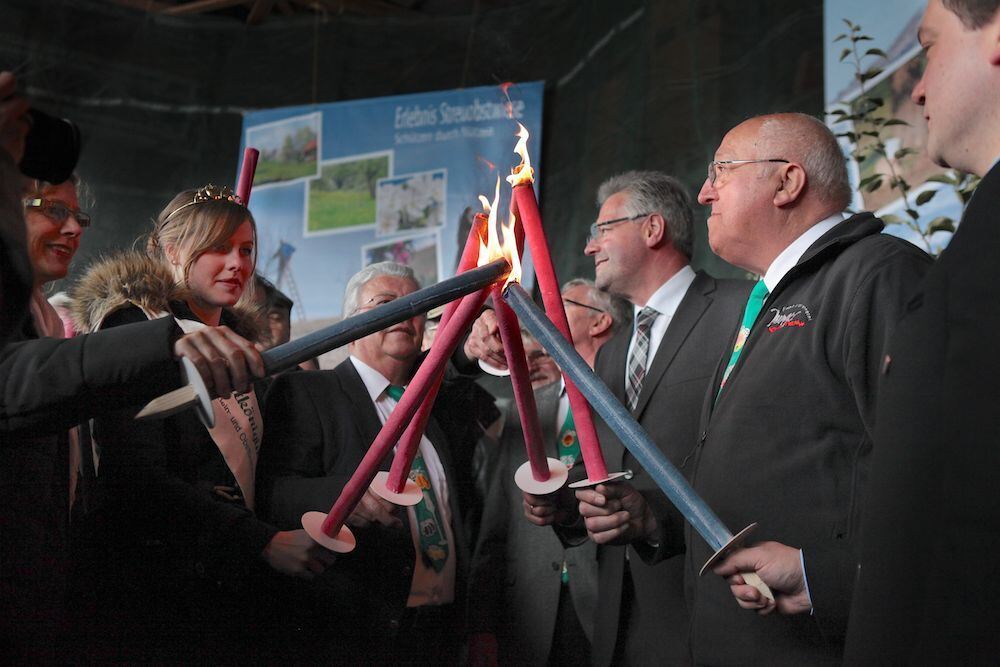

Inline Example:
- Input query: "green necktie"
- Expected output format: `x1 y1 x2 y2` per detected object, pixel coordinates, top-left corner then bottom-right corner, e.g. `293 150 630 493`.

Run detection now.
556 400 580 585
385 384 450 573
556 404 581 470
717 279 769 399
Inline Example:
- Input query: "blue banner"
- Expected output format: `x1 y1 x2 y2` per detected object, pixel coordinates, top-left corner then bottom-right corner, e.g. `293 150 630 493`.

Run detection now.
240 82 544 321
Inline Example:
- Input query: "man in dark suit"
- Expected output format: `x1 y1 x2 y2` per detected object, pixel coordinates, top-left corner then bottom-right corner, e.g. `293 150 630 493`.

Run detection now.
463 171 749 663
467 279 630 665
568 171 750 665
259 261 473 663
692 113 931 663
843 1 1000 662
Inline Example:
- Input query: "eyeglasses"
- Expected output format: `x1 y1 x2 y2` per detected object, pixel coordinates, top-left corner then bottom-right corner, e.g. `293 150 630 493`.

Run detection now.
23 198 92 228
563 297 605 314
353 292 401 314
587 213 650 244
707 159 789 185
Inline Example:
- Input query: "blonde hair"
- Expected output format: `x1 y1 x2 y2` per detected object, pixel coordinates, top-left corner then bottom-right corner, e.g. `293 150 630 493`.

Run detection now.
147 188 259 307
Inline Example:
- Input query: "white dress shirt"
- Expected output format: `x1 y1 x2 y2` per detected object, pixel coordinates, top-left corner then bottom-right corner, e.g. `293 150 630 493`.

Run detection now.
349 356 456 607
761 213 846 292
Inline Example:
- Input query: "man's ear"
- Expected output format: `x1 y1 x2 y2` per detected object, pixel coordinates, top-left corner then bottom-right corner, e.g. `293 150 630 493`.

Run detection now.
590 312 613 338
988 13 1000 66
773 163 807 207
644 213 667 248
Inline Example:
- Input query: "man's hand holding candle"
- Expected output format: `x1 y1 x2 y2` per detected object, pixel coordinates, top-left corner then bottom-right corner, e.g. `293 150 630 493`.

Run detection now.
521 485 578 527
346 488 404 530
261 529 337 580
575 482 659 546
463 309 507 370
711 541 811 616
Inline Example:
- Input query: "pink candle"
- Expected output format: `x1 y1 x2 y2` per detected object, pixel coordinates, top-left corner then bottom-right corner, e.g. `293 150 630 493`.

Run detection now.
512 184 609 481
384 215 488 493
321 285 493 537
492 282 550 481
236 147 259 205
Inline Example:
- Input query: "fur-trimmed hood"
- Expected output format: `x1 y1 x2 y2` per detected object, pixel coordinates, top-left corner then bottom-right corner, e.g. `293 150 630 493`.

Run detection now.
70 250 262 341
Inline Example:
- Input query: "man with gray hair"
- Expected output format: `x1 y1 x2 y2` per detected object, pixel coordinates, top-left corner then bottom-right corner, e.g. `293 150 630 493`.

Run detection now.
570 170 751 665
464 169 751 664
260 261 472 663
686 113 931 663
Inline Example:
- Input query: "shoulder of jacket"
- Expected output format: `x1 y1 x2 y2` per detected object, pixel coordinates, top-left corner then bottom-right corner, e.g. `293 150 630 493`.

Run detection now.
69 251 186 333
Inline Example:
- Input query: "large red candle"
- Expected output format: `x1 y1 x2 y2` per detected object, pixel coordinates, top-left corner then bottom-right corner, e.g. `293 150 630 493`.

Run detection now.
512 183 609 481
236 147 259 205
321 286 492 537
492 282 550 481
384 215 488 493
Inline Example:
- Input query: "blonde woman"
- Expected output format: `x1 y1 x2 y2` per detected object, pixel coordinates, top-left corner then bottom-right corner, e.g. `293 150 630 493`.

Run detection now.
72 185 332 661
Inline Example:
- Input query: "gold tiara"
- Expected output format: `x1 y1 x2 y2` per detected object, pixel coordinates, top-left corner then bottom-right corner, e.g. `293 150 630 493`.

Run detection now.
162 184 245 223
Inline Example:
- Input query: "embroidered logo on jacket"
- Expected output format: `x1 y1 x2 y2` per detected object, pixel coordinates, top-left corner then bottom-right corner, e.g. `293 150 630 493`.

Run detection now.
766 304 813 332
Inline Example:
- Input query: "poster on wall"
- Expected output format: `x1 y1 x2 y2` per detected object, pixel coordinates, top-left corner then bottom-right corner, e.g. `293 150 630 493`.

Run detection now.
239 82 544 327
824 0 965 254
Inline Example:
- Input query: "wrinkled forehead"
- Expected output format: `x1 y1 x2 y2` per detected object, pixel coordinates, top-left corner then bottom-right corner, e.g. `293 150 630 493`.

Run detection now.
28 179 79 206
715 121 763 159
562 284 593 304
360 274 418 301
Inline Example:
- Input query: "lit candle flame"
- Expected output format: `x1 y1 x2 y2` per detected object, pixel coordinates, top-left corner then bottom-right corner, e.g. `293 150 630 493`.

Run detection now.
477 176 522 287
506 122 534 187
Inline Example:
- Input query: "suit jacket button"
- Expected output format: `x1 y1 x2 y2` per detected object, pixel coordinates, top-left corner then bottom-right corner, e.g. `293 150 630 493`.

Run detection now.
402 565 412 576
551 562 560 571
389 619 400 630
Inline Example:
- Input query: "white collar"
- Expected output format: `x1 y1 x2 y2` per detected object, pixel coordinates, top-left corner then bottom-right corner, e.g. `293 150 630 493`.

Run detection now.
349 355 394 403
634 264 696 318
761 212 846 292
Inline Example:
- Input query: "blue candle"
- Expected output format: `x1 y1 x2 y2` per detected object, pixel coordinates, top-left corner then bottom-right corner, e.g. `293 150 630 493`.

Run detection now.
503 282 732 552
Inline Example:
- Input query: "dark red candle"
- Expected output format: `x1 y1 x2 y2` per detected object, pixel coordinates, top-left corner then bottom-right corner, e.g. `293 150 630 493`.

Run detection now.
512 183 609 481
236 147 259 205
492 282 550 481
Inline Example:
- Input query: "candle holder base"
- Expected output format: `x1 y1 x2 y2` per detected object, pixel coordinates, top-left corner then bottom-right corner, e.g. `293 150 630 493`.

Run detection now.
302 511 357 554
568 469 633 489
369 471 423 506
181 356 215 428
514 458 569 495
699 522 759 576
698 522 774 602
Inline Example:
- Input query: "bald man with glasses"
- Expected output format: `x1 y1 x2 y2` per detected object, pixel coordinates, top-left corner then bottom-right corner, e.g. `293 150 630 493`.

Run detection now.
683 113 932 664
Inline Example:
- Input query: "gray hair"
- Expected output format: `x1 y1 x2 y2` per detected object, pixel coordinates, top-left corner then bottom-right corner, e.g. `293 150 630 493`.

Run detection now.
596 171 694 259
342 261 419 318
756 113 852 210
562 278 632 335
943 0 1000 28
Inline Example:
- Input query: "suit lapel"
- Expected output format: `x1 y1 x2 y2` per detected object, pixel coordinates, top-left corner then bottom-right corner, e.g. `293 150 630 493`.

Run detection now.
334 360 388 469
633 272 714 418
601 326 631 405
533 382 562 456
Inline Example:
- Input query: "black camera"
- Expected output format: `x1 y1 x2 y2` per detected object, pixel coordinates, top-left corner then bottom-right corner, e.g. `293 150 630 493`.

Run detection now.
20 108 81 184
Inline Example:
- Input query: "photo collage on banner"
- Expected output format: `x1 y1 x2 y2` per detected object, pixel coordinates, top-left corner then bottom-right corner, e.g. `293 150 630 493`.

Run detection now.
239 82 544 361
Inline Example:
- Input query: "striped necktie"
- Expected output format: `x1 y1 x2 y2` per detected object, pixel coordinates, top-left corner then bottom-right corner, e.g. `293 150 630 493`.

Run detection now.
626 306 659 410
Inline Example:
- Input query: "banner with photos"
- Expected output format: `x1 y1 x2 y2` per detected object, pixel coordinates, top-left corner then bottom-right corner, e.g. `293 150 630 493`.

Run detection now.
239 81 544 323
